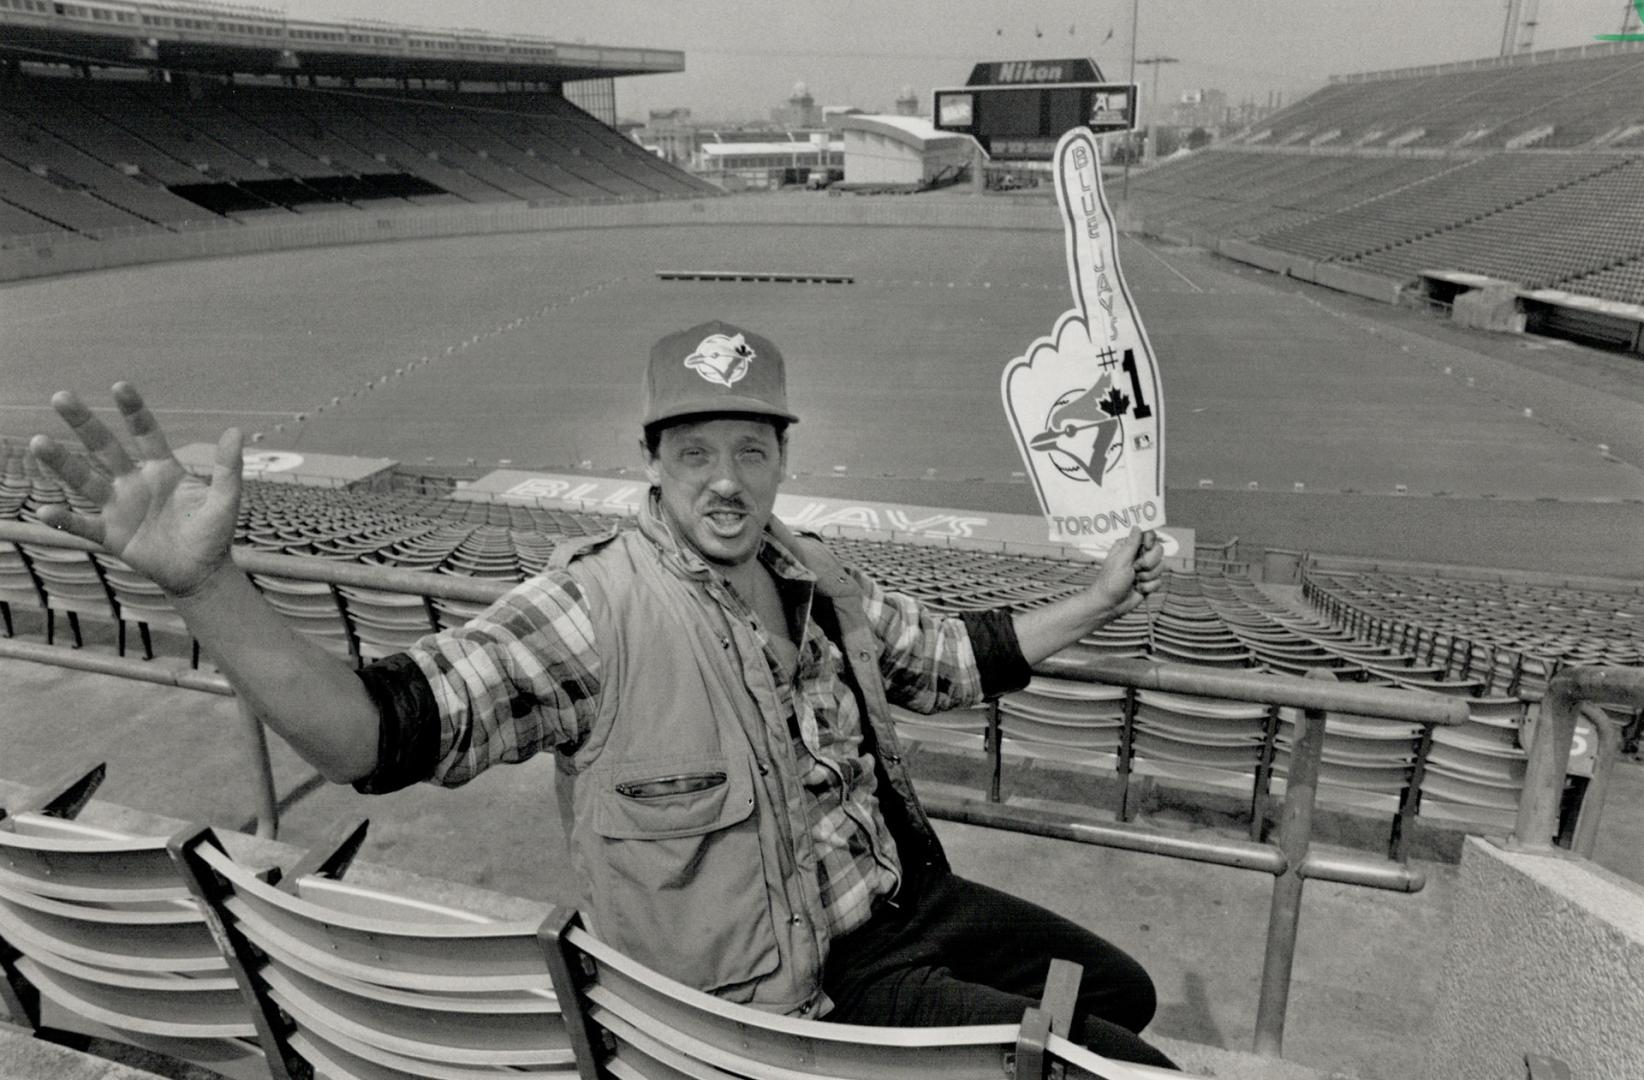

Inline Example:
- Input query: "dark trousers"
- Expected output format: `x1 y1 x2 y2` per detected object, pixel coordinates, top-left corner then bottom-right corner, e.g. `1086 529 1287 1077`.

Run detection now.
822 871 1178 1070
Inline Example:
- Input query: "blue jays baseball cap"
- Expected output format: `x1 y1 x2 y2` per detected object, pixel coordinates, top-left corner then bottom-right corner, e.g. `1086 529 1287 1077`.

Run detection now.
642 320 800 428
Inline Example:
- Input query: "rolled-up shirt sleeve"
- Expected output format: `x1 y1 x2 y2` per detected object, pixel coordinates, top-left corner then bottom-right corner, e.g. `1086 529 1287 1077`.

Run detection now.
851 566 1032 714
350 571 602 794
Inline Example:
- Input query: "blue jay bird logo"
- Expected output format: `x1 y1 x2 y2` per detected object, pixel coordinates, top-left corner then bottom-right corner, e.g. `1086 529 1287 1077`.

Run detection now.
1029 375 1127 485
684 332 757 387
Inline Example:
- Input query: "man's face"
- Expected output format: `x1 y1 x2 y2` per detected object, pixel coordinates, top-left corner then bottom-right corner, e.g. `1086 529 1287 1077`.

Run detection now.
644 417 786 568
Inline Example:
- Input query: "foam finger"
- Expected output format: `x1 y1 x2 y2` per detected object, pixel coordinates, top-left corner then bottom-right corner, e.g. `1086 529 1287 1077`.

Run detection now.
52 391 135 476
29 434 113 505
1053 128 1110 324
113 382 173 462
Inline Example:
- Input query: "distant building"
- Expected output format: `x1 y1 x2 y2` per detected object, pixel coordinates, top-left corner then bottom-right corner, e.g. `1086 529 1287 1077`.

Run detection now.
1170 88 1229 132
839 114 973 187
894 84 919 116
695 132 842 191
822 105 866 136
771 81 822 128
643 107 695 165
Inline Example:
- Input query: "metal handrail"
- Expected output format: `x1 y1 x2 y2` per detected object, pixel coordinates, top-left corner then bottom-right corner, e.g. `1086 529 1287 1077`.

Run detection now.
1 521 511 605
1035 653 1471 726
935 658 1470 1056
1300 566 1558 697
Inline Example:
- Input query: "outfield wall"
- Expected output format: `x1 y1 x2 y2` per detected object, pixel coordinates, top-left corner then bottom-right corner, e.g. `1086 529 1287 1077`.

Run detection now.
0 196 1059 284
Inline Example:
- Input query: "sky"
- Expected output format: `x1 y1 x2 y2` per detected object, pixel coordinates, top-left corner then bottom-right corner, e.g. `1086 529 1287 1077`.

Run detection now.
265 1 1640 122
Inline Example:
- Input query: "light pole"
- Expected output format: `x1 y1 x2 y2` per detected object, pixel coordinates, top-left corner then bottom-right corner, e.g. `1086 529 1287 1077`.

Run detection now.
1135 56 1180 163
1122 0 1139 200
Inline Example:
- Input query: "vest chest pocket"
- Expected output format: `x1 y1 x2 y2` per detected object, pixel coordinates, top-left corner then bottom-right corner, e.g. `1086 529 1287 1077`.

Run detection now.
588 755 780 996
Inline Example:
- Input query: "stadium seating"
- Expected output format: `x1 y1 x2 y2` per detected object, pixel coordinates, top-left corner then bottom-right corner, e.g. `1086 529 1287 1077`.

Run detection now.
1348 158 1644 287
2 460 1635 844
0 775 270 1080
545 913 1097 1080
1250 153 1626 262
168 822 579 1080
171 822 1184 1080
1301 566 1641 827
1127 45 1644 303
1560 253 1644 304
0 763 1190 1080
1241 49 1644 152
0 74 715 242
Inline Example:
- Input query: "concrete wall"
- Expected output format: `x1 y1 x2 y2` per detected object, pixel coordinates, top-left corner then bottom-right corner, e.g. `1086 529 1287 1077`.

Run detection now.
1208 239 1408 305
1312 264 1404 305
0 196 1060 284
1424 837 1644 1079
1217 238 1318 281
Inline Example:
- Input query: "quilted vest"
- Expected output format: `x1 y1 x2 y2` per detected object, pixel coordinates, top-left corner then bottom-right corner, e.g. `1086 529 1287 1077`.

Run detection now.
550 514 947 1016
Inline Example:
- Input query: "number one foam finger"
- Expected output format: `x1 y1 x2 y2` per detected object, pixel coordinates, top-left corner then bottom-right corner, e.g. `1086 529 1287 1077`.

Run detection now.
1001 126 1166 559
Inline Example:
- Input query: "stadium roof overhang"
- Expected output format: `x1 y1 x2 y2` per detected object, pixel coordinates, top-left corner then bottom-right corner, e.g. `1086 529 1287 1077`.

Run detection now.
0 6 683 83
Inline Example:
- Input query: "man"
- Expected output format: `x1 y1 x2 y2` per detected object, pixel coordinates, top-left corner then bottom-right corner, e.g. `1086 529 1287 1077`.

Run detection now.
31 320 1172 1067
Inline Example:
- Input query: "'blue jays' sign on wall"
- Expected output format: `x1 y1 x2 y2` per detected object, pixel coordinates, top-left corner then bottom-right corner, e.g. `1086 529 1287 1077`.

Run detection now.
1001 126 1166 555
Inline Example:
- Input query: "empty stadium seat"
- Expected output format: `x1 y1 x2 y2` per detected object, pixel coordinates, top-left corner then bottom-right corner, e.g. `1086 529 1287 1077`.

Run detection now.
0 772 269 1079
169 823 576 1080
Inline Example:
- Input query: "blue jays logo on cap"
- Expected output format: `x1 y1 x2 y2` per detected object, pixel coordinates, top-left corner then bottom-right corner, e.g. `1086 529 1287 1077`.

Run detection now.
685 333 756 388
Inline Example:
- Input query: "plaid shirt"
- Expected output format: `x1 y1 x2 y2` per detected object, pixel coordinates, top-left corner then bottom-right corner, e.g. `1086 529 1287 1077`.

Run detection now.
375 511 999 940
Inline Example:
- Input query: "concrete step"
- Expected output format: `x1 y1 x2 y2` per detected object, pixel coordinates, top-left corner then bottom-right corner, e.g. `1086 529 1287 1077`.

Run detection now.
1160 1036 1358 1079
0 1030 174 1080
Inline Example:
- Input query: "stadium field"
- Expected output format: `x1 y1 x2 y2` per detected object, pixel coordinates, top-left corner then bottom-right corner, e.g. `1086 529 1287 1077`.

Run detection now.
3 219 1641 575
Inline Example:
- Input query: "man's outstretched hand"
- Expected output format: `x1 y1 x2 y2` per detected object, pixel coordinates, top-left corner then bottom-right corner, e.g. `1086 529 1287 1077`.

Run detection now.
30 383 242 598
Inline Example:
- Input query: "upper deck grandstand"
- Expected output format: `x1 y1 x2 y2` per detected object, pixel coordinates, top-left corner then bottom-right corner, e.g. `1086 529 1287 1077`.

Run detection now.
1130 43 1644 309
0 0 712 243
0 6 1641 1080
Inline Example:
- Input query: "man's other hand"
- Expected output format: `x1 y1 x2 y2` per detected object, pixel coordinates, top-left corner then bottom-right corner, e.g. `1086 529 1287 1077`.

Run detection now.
30 383 242 598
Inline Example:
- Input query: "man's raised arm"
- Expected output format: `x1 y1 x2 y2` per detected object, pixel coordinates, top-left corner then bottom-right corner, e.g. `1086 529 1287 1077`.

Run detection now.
30 384 380 784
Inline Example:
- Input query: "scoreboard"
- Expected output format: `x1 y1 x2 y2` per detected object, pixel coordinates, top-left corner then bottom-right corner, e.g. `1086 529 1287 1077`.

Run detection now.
933 58 1137 161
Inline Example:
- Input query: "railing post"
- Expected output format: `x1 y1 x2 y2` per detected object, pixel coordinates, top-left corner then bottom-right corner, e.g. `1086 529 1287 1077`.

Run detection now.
986 698 1004 804
1571 707 1624 859
1391 723 1433 862
234 697 279 840
1117 685 1139 821
1510 667 1644 854
1253 668 1335 1057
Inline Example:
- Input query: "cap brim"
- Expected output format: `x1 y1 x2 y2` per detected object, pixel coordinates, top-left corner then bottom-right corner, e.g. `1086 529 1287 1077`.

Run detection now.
643 396 800 427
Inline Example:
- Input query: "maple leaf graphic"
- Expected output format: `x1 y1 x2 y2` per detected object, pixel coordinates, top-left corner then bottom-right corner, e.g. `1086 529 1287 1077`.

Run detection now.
1099 386 1131 418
